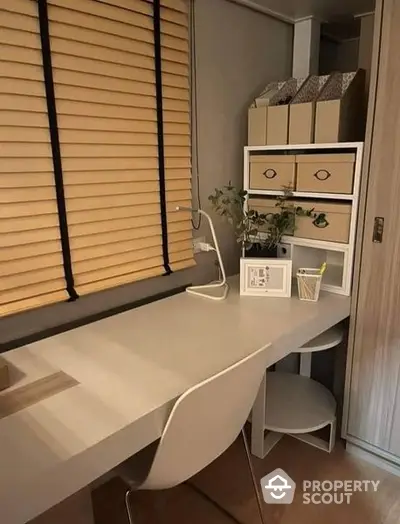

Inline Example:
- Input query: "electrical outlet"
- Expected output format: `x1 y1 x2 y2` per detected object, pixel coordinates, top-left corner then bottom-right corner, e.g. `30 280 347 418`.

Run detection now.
193 236 206 254
277 243 292 259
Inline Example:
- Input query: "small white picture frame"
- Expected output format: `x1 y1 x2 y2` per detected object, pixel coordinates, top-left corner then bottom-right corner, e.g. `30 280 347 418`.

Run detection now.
240 258 292 297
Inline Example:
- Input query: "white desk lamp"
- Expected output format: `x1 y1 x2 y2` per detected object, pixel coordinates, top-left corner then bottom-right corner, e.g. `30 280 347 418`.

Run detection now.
176 206 229 301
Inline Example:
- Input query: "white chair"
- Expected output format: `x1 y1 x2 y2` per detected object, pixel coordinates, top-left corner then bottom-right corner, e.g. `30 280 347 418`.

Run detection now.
116 345 270 524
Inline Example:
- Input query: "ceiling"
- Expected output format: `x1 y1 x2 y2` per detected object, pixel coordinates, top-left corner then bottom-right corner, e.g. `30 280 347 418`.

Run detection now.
250 0 375 22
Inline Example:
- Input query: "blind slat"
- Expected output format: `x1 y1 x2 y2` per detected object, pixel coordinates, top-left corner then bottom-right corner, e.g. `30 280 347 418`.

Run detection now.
48 5 154 37
48 5 188 44
67 199 191 226
160 0 188 14
1 252 64 277
74 246 162 276
0 290 68 317
0 281 66 306
0 127 158 145
0 214 59 234
75 265 164 296
70 214 161 237
3 268 65 293
0 10 39 33
0 157 190 172
0 1 37 18
59 144 188 158
51 22 189 64
0 168 190 188
48 0 153 20
73 236 163 263
71 225 164 250
1 180 190 201
1 239 62 262
160 6 188 26
170 258 196 272
1 43 185 82
70 230 191 264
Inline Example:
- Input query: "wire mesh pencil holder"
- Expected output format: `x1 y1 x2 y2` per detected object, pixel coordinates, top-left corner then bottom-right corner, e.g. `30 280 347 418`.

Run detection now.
297 268 322 302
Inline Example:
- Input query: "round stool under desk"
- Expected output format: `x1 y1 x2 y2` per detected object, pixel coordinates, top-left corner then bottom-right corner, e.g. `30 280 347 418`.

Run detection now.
252 325 344 458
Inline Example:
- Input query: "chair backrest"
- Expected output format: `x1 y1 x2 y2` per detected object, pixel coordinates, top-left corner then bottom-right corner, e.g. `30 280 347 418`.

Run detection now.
140 345 270 490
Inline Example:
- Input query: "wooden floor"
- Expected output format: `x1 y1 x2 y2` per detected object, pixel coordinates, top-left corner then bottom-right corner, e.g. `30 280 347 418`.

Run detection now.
92 436 400 524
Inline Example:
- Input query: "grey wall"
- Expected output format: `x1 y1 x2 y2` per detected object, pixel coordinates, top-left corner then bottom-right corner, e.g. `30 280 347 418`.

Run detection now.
337 39 360 72
0 0 293 346
319 37 360 74
193 0 293 276
319 36 339 74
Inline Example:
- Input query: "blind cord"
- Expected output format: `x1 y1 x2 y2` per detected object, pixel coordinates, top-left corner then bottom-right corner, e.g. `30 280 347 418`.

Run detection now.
37 0 78 301
190 0 202 230
153 0 172 275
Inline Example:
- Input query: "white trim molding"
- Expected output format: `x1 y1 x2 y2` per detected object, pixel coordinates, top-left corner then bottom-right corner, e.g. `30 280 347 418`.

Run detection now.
227 0 294 24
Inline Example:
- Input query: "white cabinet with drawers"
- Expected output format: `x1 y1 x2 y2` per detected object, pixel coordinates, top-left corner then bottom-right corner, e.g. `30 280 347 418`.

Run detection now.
243 142 364 296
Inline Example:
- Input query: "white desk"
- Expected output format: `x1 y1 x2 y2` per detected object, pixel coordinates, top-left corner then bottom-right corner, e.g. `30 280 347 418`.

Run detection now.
0 278 350 524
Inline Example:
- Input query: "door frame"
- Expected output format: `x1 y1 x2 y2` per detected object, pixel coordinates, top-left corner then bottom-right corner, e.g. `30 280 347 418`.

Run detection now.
342 0 384 438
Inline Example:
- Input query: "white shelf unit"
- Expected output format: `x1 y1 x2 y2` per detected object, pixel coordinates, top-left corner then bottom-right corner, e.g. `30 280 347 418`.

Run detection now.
251 325 344 459
243 142 364 296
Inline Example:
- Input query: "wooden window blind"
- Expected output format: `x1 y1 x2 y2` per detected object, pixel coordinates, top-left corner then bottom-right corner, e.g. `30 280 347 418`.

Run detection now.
0 1 68 316
0 0 194 315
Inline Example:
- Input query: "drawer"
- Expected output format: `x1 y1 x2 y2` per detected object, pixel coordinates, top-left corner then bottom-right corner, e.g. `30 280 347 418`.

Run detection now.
249 155 296 191
296 153 355 194
294 200 352 243
247 197 294 235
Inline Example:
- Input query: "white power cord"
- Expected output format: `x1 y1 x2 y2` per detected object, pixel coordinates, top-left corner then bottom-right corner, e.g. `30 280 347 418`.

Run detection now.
176 206 229 301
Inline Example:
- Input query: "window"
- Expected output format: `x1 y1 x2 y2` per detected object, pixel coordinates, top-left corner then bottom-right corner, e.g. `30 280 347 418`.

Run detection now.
0 0 193 318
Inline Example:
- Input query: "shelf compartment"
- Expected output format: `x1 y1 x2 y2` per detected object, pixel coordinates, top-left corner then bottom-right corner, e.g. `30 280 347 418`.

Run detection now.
247 189 354 201
292 244 347 293
296 153 355 194
264 372 336 434
244 142 364 153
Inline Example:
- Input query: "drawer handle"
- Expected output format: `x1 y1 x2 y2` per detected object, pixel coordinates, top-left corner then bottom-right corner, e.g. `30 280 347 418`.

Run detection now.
312 213 329 229
314 169 331 181
263 168 277 179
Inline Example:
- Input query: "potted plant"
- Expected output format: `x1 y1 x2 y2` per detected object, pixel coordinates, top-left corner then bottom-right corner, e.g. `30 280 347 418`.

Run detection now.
208 183 322 257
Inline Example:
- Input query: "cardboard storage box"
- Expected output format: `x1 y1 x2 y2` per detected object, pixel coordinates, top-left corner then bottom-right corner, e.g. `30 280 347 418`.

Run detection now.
248 82 285 145
249 154 296 191
247 198 277 233
294 200 352 243
248 198 352 243
315 70 365 143
289 75 331 144
247 197 294 235
296 153 356 194
267 77 307 145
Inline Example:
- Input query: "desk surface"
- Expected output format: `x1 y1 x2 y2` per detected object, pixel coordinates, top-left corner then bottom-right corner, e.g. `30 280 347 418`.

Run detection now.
0 278 350 524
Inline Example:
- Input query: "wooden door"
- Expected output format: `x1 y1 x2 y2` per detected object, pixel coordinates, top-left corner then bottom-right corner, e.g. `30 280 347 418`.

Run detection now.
347 0 400 456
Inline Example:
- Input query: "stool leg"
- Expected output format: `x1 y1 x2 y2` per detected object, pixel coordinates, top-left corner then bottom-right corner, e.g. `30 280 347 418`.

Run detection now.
299 353 312 377
328 419 337 453
251 372 267 458
125 489 137 524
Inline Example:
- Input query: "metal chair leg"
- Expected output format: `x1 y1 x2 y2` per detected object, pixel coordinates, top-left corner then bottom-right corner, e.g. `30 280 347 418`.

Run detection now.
124 431 266 524
241 428 267 524
125 489 136 524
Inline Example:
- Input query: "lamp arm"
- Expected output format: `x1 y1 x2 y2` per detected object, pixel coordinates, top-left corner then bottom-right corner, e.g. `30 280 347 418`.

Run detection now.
176 206 228 300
